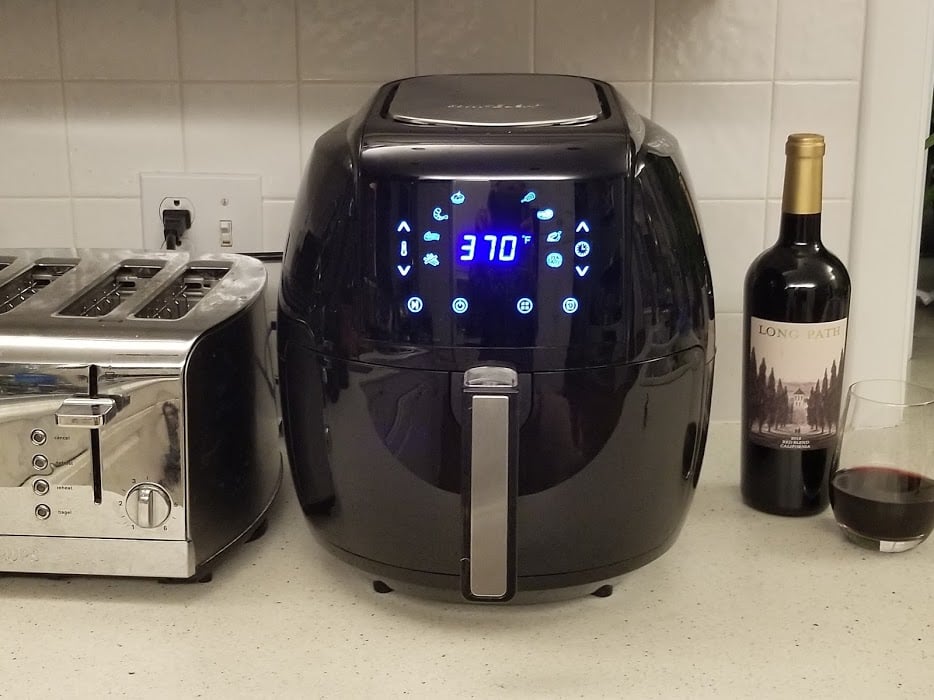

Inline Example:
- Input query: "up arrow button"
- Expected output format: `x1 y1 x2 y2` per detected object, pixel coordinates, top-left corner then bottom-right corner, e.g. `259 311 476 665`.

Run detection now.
397 220 411 233
575 221 590 234
575 265 590 277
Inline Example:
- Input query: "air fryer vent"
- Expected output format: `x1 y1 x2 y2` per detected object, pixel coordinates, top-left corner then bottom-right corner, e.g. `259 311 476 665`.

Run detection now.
59 263 164 318
135 264 230 320
0 261 77 315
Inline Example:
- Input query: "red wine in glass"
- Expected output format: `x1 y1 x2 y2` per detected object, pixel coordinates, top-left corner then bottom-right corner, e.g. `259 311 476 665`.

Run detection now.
830 466 934 549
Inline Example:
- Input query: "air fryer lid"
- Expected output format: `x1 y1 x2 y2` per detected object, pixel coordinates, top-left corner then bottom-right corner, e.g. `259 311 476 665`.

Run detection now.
387 74 604 127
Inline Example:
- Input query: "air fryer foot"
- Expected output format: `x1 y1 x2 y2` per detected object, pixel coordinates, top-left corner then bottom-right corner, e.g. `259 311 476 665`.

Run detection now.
246 518 269 543
591 584 614 598
159 570 213 585
373 580 394 594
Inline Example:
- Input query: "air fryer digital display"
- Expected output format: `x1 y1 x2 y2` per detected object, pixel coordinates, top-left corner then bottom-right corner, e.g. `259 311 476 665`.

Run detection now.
368 178 622 347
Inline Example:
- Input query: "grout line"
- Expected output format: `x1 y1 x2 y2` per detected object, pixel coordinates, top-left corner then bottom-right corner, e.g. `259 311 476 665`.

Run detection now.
412 0 420 74
174 0 187 171
52 0 76 244
763 0 782 206
648 0 656 118
293 0 304 192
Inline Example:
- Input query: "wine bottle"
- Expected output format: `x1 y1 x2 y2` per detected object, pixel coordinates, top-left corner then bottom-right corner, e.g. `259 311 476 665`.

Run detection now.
741 133 851 516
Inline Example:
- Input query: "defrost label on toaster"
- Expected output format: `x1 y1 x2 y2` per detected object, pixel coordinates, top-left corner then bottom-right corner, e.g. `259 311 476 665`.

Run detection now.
746 317 847 450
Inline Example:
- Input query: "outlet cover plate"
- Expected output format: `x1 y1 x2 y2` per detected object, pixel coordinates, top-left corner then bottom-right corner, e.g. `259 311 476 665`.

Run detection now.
140 173 263 255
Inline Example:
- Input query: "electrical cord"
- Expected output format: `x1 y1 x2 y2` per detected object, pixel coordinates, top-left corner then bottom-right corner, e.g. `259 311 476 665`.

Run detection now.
162 209 191 250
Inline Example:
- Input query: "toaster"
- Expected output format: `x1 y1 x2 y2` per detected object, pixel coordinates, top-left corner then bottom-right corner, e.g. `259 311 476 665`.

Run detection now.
0 249 281 579
279 74 716 602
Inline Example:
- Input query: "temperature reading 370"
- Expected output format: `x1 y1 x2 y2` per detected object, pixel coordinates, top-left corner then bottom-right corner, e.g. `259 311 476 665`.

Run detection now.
457 233 532 264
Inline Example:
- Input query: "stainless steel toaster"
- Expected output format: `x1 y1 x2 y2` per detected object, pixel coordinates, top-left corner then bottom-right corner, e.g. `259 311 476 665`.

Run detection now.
0 249 281 579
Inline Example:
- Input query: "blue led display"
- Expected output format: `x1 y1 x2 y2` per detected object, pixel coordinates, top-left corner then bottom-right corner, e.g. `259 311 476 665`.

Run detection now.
457 233 529 263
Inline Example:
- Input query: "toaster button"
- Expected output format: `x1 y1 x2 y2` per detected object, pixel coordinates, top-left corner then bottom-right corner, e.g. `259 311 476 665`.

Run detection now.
32 454 50 471
30 429 48 446
33 479 50 496
35 504 51 520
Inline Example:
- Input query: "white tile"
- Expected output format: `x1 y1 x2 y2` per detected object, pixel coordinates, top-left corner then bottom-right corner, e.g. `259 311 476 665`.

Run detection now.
65 82 184 197
72 198 144 249
299 82 379 164
0 83 70 197
776 0 866 80
263 200 294 252
655 0 778 81
535 0 653 81
0 0 60 78
766 198 853 265
696 200 767 314
610 82 652 119
0 199 74 248
178 0 297 81
59 0 178 80
767 82 860 200
298 0 415 80
183 82 301 199
711 312 743 422
417 0 532 74
653 82 772 199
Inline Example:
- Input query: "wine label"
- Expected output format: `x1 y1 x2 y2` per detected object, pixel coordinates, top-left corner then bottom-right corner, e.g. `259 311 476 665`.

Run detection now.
746 317 847 450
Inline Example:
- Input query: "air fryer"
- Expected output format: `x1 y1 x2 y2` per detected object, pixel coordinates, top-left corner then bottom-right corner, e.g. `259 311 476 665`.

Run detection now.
278 74 716 602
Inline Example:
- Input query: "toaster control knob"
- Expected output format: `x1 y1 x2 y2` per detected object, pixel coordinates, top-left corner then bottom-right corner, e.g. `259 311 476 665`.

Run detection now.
125 483 171 528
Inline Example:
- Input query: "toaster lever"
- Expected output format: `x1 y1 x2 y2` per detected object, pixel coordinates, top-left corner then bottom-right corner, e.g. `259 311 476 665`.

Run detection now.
54 397 116 429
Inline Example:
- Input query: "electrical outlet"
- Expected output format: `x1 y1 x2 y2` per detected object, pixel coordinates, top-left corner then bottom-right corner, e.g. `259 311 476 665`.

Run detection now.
140 173 263 254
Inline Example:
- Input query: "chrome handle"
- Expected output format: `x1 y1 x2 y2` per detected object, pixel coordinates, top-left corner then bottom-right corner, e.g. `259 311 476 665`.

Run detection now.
462 366 518 601
137 486 154 528
54 397 116 429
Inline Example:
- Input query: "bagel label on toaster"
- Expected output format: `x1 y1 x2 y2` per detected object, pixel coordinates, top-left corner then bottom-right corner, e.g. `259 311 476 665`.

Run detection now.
746 317 848 450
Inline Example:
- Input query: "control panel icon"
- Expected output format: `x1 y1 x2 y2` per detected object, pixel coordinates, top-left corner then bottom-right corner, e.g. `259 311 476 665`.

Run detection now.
450 191 466 205
451 297 469 314
422 253 440 267
575 265 590 277
397 265 411 277
423 231 441 242
516 297 534 315
575 221 590 234
520 191 536 204
546 252 563 268
536 208 555 221
546 230 562 243
397 220 411 233
432 207 449 221
406 296 424 313
400 241 408 256
562 297 579 314
574 241 591 258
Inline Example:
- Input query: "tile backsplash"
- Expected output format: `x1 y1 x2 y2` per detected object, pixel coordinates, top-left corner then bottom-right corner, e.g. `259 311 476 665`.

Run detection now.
0 0 868 420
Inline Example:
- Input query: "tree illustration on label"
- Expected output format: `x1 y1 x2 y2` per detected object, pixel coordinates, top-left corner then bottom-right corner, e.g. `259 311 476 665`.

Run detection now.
746 317 847 450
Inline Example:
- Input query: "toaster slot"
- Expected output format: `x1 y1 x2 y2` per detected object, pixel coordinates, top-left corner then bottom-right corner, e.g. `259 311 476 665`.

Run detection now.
59 262 164 317
0 261 77 314
135 263 231 320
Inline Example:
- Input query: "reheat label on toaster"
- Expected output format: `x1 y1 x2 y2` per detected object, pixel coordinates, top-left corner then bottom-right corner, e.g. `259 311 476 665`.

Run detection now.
368 178 622 347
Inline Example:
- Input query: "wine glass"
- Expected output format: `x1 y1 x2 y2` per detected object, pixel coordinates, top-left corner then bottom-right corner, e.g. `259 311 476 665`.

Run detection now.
830 380 934 552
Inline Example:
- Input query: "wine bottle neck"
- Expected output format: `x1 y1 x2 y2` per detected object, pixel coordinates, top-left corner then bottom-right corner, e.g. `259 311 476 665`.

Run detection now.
778 212 823 247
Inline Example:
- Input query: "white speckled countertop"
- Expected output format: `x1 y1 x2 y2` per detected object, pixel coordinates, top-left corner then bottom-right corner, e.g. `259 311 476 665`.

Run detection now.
2 422 932 699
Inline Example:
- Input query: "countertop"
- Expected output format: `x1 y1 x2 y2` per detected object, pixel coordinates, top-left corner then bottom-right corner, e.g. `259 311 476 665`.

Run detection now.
2 423 932 699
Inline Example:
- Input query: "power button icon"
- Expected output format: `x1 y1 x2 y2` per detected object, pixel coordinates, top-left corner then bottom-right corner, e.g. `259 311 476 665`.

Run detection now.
451 297 469 314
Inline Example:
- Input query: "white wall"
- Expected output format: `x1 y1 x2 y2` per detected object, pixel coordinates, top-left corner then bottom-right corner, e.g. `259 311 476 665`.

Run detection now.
0 0 881 419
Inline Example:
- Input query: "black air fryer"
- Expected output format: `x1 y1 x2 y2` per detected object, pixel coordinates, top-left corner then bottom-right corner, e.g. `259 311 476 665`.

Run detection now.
279 74 716 603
